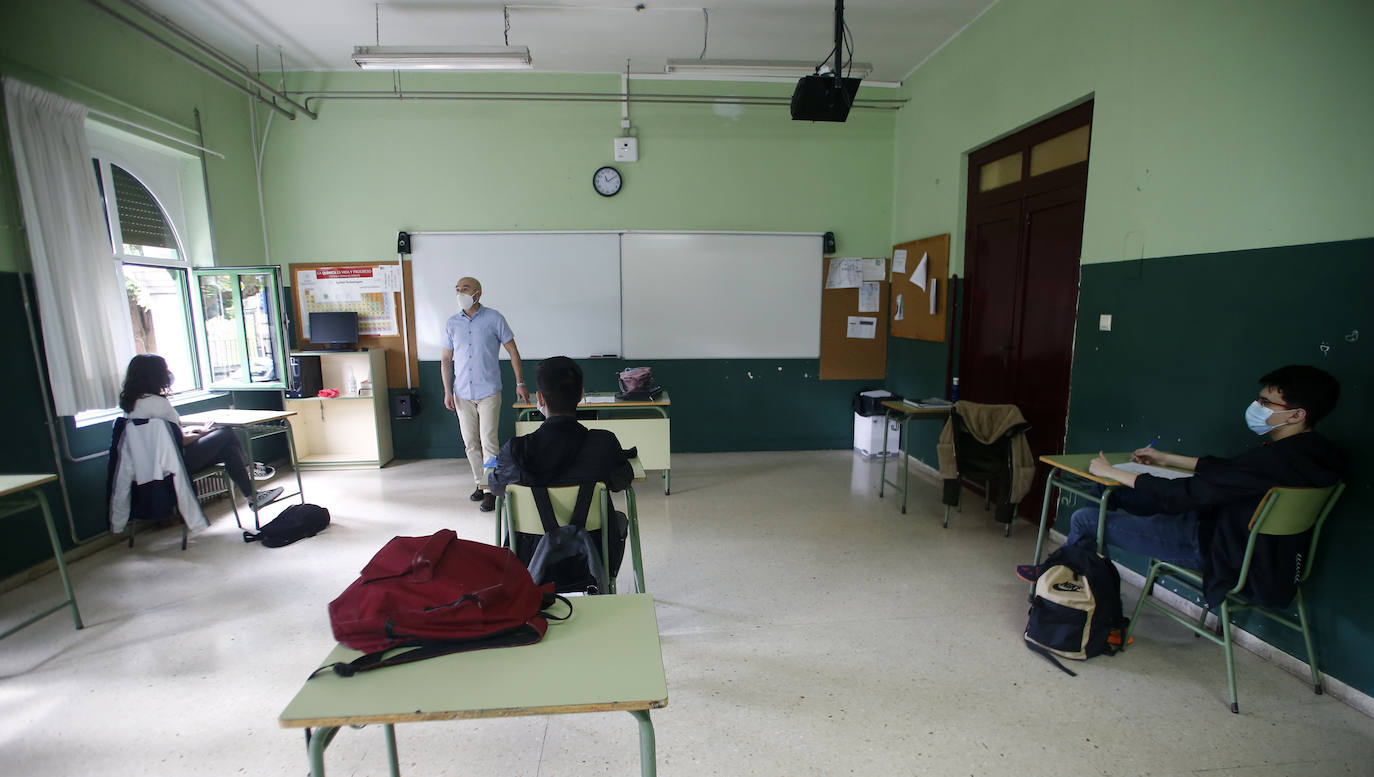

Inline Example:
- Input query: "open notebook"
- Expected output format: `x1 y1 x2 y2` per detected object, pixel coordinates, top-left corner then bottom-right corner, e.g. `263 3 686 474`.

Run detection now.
1114 461 1193 480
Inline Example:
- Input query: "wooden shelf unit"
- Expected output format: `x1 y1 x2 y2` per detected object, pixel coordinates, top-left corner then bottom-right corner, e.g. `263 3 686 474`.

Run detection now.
284 348 393 469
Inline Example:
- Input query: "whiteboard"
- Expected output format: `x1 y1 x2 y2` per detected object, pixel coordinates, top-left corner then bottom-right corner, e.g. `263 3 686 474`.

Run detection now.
410 232 621 360
621 233 822 358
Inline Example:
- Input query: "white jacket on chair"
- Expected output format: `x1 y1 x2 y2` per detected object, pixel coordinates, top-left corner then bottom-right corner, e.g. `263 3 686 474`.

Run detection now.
108 418 209 534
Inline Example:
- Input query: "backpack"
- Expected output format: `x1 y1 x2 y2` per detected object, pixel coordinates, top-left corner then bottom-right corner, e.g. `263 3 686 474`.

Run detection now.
617 366 662 400
243 503 330 547
321 529 569 677
522 483 624 594
1024 536 1126 676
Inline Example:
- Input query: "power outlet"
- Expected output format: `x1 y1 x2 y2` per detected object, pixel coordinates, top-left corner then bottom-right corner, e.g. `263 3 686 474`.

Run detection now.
1099 314 1112 332
614 137 638 162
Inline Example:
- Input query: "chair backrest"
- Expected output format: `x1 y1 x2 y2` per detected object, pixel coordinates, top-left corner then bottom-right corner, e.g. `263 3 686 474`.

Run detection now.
1236 483 1345 590
503 482 608 535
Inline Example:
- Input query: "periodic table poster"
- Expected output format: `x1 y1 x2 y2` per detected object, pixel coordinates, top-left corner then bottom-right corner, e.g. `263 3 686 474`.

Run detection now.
294 265 402 338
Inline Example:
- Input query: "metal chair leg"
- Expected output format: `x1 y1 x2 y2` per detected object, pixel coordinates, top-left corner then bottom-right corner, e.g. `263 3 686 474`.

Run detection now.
1221 601 1239 713
1294 591 1323 694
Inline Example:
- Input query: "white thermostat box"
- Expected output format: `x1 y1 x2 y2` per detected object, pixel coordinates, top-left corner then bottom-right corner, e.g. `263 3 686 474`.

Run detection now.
614 137 638 162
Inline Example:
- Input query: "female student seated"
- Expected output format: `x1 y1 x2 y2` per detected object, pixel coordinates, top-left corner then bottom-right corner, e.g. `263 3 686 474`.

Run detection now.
119 354 282 512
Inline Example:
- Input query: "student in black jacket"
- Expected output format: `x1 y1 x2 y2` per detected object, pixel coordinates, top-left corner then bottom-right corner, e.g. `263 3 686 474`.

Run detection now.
489 356 635 573
1041 365 1342 608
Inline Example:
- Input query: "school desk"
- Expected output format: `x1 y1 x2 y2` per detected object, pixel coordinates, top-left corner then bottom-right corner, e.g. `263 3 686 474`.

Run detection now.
179 408 304 519
0 474 83 640
515 392 671 495
280 593 668 777
877 401 952 514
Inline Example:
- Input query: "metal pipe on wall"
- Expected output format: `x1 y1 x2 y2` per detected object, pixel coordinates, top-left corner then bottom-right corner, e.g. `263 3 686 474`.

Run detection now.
291 90 904 113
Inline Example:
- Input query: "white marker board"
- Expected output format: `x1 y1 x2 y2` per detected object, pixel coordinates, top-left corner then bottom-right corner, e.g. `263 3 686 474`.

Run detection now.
620 233 822 358
410 232 621 360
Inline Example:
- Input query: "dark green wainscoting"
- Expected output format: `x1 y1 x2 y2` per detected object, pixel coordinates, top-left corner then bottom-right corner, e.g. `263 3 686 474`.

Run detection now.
1063 237 1373 697
389 358 880 459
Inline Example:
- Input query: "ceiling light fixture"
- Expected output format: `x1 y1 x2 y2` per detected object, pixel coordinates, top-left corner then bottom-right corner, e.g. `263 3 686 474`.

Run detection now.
351 45 533 71
664 59 873 81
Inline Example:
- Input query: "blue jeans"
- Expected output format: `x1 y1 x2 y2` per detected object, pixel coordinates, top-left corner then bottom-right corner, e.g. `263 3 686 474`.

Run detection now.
1065 506 1206 570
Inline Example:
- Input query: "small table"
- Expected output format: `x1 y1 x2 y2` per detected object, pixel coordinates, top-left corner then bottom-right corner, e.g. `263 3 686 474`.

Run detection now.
877 402 952 514
0 474 83 640
515 392 671 495
280 593 668 777
1029 453 1190 593
180 408 304 521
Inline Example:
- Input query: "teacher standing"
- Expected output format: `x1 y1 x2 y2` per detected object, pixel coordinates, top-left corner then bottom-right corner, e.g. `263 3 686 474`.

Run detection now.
442 277 529 512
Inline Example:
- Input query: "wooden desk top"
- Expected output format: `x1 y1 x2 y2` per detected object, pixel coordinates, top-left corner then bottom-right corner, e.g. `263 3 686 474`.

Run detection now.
0 474 57 498
280 593 667 728
514 391 671 410
1040 452 1189 487
180 408 297 426
880 400 952 417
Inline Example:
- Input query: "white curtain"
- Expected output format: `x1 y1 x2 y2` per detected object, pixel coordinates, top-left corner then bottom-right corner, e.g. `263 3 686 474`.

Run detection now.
4 78 135 416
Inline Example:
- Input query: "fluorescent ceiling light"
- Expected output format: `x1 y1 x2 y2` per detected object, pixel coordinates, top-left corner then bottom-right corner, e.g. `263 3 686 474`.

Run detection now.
664 59 873 80
351 46 533 71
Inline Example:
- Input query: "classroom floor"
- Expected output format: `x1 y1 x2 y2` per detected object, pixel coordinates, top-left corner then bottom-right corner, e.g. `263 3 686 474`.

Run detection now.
2 450 1372 776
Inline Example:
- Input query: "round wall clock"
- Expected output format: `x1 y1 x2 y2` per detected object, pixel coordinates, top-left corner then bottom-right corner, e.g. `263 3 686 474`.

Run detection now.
593 165 622 197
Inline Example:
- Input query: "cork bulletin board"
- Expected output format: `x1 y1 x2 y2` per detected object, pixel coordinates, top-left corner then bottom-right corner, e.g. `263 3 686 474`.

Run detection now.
889 233 949 342
819 257 889 380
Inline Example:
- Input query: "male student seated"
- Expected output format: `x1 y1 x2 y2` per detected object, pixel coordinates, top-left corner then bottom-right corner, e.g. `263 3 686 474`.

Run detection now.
489 356 635 569
1019 365 1342 608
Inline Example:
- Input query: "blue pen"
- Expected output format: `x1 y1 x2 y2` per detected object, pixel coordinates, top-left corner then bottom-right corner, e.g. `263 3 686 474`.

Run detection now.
1145 436 1159 449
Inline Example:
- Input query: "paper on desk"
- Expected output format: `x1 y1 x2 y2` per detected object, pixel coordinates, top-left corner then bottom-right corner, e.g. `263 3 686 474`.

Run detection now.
858 281 880 312
846 316 878 339
929 277 938 315
1115 462 1193 480
582 394 617 404
892 249 907 274
859 257 887 282
910 253 929 290
825 257 863 289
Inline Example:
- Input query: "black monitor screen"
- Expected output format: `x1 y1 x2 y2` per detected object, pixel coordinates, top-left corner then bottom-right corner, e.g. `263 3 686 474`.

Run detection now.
311 312 360 346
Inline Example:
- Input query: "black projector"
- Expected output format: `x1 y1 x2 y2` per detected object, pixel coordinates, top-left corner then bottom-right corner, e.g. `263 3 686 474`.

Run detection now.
790 75 862 122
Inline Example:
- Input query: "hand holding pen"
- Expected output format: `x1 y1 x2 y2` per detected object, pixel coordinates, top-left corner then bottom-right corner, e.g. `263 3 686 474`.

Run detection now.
1132 437 1162 465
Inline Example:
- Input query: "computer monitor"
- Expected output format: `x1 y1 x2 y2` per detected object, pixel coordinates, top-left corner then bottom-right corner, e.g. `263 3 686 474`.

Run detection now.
310 311 360 350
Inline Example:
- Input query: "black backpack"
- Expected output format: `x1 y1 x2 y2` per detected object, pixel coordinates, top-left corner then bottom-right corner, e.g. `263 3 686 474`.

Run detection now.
1024 535 1126 675
520 484 626 594
244 503 330 548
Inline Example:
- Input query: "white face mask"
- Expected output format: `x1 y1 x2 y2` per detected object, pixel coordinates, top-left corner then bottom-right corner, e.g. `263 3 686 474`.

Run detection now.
1245 400 1295 435
457 292 476 310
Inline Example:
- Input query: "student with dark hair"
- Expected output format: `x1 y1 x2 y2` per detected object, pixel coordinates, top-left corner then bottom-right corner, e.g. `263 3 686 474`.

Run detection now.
119 354 282 512
1018 365 1343 608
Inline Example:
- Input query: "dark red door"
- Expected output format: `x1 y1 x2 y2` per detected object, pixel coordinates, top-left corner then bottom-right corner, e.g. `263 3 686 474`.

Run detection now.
960 102 1092 519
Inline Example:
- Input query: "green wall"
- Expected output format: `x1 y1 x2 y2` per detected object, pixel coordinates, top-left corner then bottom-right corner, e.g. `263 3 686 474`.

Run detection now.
885 0 1374 695
260 70 897 457
0 0 264 575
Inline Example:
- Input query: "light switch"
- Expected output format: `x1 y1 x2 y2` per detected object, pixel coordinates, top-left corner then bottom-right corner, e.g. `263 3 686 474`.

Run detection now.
1099 314 1112 332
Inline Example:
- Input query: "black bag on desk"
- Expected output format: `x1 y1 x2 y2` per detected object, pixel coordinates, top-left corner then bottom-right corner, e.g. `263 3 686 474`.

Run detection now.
243 503 330 547
852 389 900 417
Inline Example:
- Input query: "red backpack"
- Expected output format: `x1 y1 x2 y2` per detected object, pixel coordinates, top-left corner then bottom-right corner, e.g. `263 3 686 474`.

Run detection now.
321 529 568 677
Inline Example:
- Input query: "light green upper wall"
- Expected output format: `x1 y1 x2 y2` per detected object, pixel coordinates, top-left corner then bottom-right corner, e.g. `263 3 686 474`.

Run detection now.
0 0 262 273
261 72 895 264
893 0 1374 270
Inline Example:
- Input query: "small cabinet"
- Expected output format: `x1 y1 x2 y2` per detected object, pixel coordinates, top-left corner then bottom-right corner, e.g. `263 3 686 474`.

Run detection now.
284 348 393 468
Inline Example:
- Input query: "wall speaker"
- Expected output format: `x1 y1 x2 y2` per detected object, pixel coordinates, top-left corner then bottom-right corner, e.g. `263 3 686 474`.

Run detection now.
397 231 411 254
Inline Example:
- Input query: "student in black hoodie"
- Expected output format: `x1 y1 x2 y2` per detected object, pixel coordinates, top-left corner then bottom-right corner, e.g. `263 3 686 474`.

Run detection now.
1029 365 1342 608
489 356 635 569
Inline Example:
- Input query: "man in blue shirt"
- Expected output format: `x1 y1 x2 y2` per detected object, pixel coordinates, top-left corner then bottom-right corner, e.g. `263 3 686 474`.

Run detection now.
442 277 529 512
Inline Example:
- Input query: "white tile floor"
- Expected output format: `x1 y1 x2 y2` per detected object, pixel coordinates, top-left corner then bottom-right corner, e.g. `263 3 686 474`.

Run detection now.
2 451 1372 776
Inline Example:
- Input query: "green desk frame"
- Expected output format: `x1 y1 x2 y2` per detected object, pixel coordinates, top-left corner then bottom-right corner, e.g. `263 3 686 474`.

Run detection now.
280 594 668 777
0 474 83 640
180 409 306 528
877 402 951 514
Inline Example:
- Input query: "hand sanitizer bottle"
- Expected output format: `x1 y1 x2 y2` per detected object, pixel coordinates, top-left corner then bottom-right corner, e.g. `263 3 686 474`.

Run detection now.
345 369 357 397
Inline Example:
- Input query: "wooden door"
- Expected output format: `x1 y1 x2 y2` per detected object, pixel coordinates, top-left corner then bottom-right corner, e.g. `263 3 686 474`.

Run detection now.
960 102 1093 519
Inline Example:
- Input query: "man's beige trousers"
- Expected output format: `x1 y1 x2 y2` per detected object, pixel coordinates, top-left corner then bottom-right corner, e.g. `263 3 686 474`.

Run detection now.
456 393 501 489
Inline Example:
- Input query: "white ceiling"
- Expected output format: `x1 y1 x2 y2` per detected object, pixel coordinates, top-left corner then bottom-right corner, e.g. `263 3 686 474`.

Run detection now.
129 0 998 84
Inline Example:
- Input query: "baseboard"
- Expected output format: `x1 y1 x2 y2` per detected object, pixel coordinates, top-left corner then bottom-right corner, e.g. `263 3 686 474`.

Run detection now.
1038 527 1374 719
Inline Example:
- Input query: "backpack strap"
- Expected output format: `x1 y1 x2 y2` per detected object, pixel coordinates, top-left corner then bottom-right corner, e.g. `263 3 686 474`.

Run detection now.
530 482 596 532
1024 640 1079 677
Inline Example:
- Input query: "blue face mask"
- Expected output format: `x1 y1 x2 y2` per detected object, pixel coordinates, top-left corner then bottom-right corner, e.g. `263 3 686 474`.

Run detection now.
1244 400 1291 435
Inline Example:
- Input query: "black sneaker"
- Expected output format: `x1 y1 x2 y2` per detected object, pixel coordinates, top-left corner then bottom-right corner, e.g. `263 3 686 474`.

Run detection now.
251 487 284 511
469 487 485 502
1016 564 1042 583
479 492 496 512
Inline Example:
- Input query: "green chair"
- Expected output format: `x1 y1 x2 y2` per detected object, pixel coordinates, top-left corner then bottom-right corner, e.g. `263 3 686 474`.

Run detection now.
1124 483 1345 713
496 483 646 595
